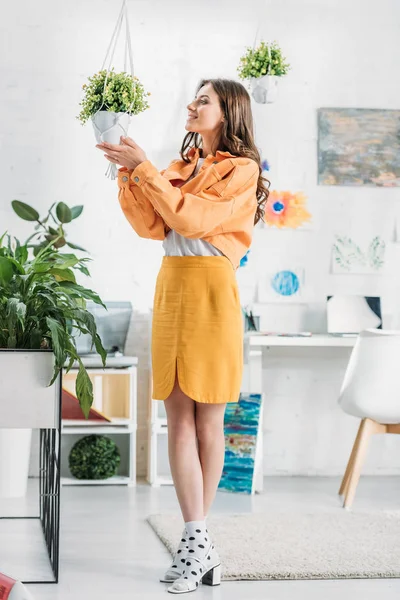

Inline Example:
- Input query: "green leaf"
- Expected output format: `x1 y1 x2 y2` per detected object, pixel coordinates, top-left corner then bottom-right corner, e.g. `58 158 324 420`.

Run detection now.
0 231 8 247
75 263 91 276
15 245 28 265
7 297 26 329
75 360 94 419
66 241 88 252
73 309 107 366
49 268 76 282
6 257 25 274
71 206 84 220
57 281 107 308
12 200 40 222
46 317 65 367
52 254 80 269
56 202 72 224
0 257 14 285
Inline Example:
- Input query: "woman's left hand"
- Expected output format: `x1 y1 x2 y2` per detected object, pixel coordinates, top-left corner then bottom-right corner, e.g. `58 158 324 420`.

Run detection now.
96 136 147 171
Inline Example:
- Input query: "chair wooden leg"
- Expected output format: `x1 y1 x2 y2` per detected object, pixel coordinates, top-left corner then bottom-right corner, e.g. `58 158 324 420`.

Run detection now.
343 418 376 509
339 420 364 497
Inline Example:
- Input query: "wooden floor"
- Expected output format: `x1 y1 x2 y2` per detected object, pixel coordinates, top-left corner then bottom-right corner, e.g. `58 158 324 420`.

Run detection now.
6 476 400 599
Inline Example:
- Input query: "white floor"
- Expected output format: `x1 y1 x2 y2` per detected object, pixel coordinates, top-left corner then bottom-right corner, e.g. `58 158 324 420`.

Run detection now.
6 476 400 599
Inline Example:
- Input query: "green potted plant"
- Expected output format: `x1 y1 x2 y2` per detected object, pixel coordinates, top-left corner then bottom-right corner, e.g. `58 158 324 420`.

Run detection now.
237 41 290 104
0 230 107 496
77 68 150 179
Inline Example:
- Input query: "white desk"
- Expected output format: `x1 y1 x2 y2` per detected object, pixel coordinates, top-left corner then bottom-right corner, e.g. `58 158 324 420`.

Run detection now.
241 333 357 494
242 333 357 395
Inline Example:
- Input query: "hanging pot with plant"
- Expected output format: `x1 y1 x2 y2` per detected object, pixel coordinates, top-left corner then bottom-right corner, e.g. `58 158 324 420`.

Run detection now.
77 0 150 179
237 41 290 104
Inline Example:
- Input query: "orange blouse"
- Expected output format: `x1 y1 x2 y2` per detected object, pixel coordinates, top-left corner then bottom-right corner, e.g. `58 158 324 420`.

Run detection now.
117 146 259 269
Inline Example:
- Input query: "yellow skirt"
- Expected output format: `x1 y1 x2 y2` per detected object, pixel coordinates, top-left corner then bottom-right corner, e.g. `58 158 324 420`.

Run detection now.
151 255 243 404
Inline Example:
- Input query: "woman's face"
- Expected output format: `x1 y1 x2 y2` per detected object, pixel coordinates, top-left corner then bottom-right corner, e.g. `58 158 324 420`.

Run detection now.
185 82 224 135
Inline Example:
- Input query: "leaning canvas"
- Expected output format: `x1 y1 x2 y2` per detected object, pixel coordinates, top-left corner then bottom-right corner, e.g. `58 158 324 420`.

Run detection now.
218 393 263 495
318 108 400 187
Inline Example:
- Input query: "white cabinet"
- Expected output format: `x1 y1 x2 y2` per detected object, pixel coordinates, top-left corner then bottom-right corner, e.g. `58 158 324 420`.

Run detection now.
61 362 138 486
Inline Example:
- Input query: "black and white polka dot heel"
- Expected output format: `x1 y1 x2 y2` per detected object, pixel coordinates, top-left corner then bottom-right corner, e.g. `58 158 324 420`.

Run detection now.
159 528 189 583
167 539 221 594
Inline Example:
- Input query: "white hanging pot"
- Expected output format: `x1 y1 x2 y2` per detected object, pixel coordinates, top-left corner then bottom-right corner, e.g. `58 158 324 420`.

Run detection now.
249 74 279 104
91 111 131 146
91 111 131 180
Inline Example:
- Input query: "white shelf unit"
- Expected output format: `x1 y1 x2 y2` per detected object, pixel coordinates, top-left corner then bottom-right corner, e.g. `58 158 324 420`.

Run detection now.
61 362 138 487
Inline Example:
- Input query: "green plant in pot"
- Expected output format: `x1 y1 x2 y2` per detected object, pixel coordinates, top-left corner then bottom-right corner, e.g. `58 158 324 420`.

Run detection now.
237 41 290 104
0 230 107 418
77 68 150 179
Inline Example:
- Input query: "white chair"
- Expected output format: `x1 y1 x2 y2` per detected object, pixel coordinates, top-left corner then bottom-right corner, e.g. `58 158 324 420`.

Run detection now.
338 328 400 508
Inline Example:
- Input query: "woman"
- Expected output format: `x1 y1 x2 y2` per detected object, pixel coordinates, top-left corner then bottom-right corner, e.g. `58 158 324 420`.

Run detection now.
96 78 269 594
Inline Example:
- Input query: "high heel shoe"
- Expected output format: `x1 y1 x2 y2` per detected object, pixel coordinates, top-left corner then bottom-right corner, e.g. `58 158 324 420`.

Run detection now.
159 528 189 583
167 539 221 594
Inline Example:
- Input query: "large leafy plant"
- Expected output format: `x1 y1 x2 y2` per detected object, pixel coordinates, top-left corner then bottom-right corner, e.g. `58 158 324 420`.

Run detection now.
77 68 150 125
12 199 86 256
238 41 290 79
0 231 107 418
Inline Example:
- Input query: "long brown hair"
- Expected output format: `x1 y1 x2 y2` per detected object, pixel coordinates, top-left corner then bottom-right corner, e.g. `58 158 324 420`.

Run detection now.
179 78 270 225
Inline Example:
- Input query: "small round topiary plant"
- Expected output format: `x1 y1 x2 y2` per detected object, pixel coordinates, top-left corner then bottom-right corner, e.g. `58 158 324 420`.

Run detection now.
77 68 150 125
69 435 121 480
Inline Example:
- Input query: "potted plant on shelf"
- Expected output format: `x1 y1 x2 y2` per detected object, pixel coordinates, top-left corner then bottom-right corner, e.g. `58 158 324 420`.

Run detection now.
77 68 150 179
237 41 290 104
0 230 106 497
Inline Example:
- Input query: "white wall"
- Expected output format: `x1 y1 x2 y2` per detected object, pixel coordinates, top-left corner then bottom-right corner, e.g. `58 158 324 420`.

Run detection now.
2 0 400 477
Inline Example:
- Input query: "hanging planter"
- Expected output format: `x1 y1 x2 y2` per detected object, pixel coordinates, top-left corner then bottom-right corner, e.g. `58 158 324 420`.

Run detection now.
237 41 290 104
77 0 150 179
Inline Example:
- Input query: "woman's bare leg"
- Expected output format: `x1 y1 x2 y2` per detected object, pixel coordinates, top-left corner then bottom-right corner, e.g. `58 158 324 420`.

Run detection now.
163 375 204 522
194 402 227 518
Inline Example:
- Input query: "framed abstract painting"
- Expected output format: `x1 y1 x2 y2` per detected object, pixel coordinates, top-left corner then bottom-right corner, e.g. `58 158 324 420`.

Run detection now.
318 108 400 187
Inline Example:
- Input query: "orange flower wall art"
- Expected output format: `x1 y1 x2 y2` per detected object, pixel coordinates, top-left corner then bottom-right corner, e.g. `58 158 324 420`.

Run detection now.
264 191 312 229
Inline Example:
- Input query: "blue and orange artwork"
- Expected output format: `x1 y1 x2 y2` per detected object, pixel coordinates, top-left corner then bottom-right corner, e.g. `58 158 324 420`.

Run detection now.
265 191 311 229
218 393 262 495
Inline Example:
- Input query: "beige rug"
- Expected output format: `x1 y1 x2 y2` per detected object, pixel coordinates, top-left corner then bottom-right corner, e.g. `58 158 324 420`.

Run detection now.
147 511 400 580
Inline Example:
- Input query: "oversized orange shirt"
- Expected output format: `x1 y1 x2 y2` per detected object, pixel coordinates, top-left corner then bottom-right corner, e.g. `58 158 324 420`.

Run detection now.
117 146 259 269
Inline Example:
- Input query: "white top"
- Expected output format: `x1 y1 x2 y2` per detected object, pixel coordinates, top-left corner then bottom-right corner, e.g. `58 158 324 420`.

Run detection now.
162 157 225 258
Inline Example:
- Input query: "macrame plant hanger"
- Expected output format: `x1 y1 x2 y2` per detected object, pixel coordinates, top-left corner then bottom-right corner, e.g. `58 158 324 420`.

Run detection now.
248 3 278 105
92 0 136 179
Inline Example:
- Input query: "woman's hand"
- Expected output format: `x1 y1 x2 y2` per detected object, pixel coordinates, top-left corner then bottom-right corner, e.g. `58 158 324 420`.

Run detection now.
96 136 147 171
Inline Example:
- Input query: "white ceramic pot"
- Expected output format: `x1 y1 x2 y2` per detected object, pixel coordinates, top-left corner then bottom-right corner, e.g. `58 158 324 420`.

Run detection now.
249 75 279 104
91 111 131 179
0 429 32 498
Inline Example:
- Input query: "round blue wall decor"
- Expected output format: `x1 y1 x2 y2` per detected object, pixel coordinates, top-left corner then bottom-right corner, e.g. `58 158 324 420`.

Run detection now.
271 270 300 296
